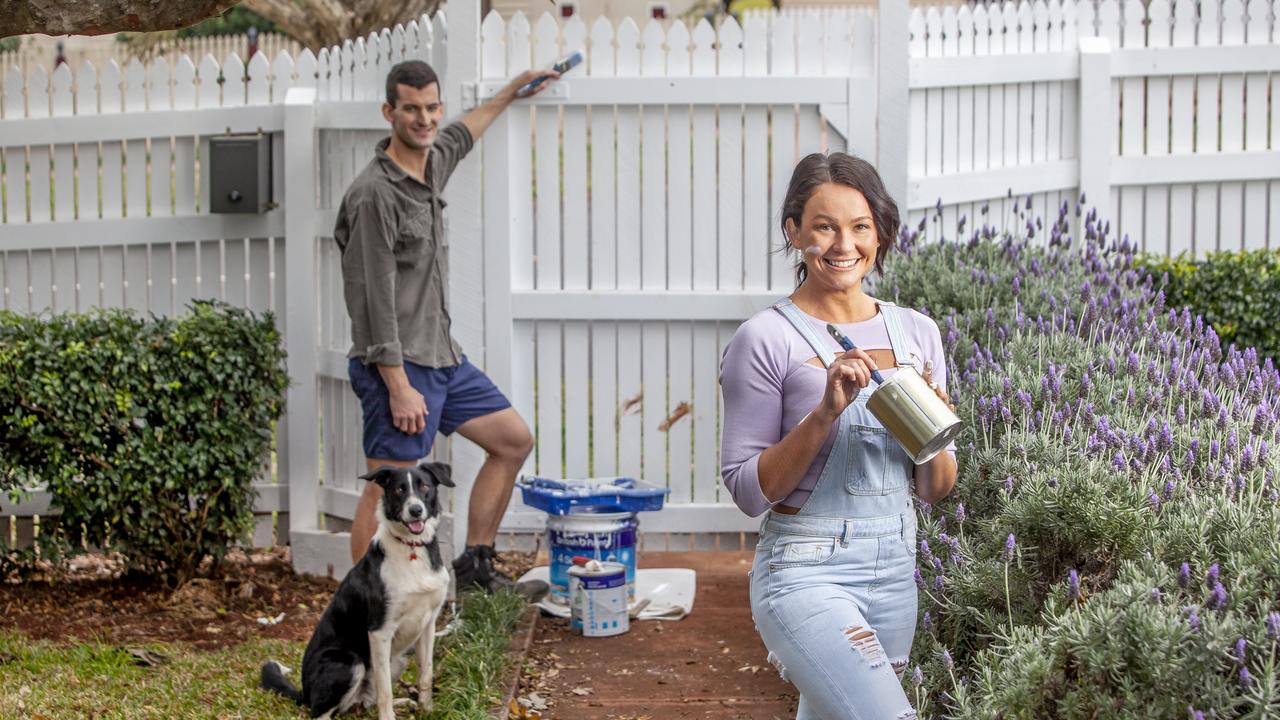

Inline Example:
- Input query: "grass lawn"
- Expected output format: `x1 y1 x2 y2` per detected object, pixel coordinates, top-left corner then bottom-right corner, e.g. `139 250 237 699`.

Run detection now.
0 590 525 719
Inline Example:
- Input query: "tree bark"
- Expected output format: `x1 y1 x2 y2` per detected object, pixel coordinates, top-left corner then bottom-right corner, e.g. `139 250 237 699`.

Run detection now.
1 0 241 38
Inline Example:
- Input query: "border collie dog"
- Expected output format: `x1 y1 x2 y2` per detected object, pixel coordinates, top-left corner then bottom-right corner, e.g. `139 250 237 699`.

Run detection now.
261 461 453 719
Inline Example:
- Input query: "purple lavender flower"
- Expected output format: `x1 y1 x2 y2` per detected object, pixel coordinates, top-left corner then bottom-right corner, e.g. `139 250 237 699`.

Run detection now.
1189 710 1205 720
933 557 944 574
1208 582 1228 610
1164 480 1176 500
1002 534 1016 562
1207 563 1220 587
955 503 966 524
1234 638 1247 664
941 649 954 670
1266 612 1280 640
920 539 934 564
1178 562 1191 588
915 568 925 590
923 611 933 633
1150 588 1162 604
1187 607 1201 631
912 666 924 687
1068 569 1080 602
1005 476 1015 492
1149 493 1162 510
1239 666 1253 689
934 575 945 591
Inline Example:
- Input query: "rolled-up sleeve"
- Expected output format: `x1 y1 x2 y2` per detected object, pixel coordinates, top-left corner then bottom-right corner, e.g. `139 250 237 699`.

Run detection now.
429 121 475 191
719 321 786 517
347 198 403 366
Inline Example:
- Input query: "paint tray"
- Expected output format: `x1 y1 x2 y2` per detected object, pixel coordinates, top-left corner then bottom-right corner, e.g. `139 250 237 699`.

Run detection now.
517 476 669 515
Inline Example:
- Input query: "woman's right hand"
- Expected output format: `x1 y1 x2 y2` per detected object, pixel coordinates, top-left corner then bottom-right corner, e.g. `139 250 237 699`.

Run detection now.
817 349 878 422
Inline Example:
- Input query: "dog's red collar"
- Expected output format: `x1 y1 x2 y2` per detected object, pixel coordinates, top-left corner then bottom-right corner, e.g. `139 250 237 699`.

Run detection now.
392 533 429 560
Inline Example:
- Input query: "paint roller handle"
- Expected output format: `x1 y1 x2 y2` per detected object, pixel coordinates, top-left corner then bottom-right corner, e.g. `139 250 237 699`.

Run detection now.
827 323 886 385
516 49 583 97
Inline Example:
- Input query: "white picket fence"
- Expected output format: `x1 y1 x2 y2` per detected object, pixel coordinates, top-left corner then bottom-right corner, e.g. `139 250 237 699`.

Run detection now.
1 0 1278 575
906 0 1280 257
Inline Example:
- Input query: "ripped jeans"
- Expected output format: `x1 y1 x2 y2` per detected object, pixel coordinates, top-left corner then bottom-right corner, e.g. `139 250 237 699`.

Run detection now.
750 510 918 720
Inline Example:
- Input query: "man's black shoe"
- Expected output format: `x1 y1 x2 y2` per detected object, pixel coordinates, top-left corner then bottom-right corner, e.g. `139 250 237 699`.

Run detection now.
452 544 549 602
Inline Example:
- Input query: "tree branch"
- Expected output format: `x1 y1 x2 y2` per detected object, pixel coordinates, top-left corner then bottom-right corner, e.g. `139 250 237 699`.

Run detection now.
2 0 241 38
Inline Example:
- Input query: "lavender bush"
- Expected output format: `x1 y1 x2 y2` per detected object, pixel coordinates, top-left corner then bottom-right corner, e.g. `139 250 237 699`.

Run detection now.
880 200 1280 719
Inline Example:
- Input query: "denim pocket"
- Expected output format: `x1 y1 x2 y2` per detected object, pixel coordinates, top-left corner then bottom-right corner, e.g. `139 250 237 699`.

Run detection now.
846 423 913 495
768 536 837 570
846 424 890 495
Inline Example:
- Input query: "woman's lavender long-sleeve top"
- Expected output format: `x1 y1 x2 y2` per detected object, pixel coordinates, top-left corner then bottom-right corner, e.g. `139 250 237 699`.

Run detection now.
718 302 955 517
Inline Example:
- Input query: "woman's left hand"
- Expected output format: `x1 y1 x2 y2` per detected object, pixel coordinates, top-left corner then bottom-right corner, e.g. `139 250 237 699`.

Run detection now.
922 361 955 412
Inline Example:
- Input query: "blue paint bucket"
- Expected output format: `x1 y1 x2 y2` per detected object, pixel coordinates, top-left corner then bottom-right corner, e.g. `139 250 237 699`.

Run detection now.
546 511 638 605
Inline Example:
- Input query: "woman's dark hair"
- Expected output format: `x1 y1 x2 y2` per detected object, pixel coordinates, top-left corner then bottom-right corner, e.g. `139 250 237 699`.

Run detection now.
779 152 901 287
385 60 440 107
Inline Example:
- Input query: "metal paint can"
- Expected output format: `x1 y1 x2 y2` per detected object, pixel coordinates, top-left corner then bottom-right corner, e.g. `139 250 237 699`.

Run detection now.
569 561 629 637
546 512 637 605
866 365 963 464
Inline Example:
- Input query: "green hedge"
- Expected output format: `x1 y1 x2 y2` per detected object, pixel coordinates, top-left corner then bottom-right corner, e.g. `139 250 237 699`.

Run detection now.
1138 249 1280 364
0 302 289 585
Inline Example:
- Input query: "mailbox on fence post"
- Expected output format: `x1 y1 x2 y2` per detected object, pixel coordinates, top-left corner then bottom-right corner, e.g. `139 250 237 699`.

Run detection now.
210 133 273 214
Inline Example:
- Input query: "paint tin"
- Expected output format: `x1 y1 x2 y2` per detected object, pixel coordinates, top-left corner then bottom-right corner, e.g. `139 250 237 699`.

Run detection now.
547 511 637 605
569 561 629 637
866 365 963 464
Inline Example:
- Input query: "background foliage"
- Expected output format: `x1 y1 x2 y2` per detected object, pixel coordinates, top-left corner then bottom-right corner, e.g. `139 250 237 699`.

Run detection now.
1138 249 1280 366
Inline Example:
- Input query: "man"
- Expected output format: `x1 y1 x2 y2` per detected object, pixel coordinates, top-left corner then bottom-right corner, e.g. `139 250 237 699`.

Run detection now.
334 59 556 599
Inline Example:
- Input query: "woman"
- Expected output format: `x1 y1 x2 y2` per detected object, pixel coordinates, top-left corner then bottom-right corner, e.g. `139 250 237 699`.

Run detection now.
719 153 958 719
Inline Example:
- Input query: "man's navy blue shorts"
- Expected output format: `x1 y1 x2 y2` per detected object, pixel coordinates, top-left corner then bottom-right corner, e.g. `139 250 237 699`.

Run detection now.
348 355 512 461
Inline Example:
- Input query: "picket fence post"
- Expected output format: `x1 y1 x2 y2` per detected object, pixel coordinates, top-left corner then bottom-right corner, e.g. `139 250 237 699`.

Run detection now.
877 0 911 212
442 0 486 558
283 86 320 554
1078 36 1112 231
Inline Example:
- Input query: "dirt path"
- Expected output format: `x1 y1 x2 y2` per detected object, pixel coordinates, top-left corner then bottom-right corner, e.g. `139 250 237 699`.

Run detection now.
515 551 798 720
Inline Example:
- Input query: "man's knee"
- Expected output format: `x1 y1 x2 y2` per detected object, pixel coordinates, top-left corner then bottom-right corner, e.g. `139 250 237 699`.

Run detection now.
491 422 534 463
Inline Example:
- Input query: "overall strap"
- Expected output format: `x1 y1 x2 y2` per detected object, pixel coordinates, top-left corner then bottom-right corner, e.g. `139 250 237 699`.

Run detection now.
877 302 914 369
772 299 838 368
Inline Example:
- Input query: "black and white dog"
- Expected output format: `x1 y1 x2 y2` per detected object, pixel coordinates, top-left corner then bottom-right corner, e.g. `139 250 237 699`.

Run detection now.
261 461 453 719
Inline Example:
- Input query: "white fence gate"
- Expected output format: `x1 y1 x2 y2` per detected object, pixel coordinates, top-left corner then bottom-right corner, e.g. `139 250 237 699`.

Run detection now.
1 0 1277 576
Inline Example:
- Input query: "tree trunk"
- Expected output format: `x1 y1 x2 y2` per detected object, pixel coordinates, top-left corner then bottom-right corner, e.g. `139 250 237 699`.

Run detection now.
1 0 241 38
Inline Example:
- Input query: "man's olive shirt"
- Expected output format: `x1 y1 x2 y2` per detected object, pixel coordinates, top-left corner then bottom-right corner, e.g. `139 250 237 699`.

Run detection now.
333 122 474 368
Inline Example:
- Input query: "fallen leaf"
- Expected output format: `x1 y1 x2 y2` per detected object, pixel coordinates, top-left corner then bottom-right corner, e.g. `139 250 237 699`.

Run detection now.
126 648 169 667
570 687 593 696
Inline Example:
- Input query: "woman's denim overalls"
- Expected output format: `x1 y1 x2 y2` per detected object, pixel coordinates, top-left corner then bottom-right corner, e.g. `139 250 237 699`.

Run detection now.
749 299 919 720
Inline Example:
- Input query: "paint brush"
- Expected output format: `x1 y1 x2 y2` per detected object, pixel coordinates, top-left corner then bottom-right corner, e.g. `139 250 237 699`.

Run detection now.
827 323 885 384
